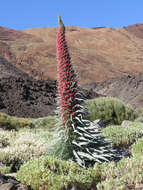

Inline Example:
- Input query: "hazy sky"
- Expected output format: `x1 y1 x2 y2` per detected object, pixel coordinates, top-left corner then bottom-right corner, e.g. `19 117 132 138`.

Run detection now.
0 0 142 30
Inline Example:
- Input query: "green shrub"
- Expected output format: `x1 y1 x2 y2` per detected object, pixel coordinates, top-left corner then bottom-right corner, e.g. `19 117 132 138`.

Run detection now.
135 107 143 117
0 165 11 175
102 124 143 148
97 155 143 190
17 155 143 190
17 156 101 190
31 116 57 130
97 177 126 190
135 116 143 123
0 113 31 130
0 112 57 130
86 97 137 125
0 134 9 148
0 128 53 172
0 144 48 171
132 137 143 156
129 122 143 128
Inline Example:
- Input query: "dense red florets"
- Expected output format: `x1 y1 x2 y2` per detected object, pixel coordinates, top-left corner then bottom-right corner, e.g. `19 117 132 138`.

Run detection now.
56 27 78 127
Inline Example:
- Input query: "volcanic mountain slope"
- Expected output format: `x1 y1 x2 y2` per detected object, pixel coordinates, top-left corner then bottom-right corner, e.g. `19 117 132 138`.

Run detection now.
0 56 99 117
23 24 143 84
0 46 142 117
0 24 143 117
0 56 33 79
0 24 143 84
0 56 57 117
0 55 142 117
86 72 143 109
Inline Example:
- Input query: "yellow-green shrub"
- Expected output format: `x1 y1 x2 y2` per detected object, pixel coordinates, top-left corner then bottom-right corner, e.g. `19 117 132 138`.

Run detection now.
17 156 101 190
17 155 143 190
86 97 137 125
102 124 143 148
132 137 143 156
0 128 53 172
0 112 57 130
135 116 143 123
135 107 143 117
97 155 143 190
0 113 30 130
0 165 11 174
31 116 57 130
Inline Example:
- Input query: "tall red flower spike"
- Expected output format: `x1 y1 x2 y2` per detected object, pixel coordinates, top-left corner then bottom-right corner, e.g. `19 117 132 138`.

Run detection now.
57 15 78 130
56 15 121 168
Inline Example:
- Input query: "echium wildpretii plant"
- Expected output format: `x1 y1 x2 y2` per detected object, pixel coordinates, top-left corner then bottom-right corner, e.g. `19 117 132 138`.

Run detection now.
51 15 121 168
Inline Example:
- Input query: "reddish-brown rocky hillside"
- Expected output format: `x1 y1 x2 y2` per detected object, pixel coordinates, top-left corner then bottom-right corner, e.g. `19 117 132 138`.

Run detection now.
0 24 143 84
0 56 99 117
0 24 143 117
85 72 143 109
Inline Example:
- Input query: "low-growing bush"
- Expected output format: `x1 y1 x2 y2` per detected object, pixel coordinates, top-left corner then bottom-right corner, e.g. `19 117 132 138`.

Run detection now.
0 144 45 171
97 177 126 190
0 113 31 130
0 134 9 148
17 155 143 190
17 156 101 190
31 116 57 130
102 124 143 148
97 155 143 190
132 137 143 156
0 165 11 175
0 128 53 172
0 112 57 130
86 97 137 125
129 122 143 128
135 116 143 123
135 107 143 117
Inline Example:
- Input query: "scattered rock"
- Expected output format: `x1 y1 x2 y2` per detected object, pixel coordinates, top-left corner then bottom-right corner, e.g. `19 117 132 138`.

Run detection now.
5 174 17 178
0 183 15 190
93 119 105 129
70 186 77 190
65 185 78 190
0 76 57 118
121 120 133 127
115 148 131 158
135 184 143 190
0 174 32 190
